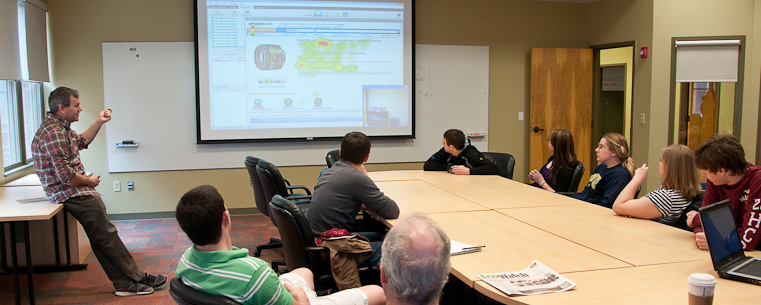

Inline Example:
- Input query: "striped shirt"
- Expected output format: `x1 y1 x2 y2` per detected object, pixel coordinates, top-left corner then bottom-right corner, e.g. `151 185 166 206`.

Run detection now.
176 246 292 305
645 186 690 225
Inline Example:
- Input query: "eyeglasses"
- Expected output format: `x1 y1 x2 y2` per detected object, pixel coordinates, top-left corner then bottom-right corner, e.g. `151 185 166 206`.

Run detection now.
597 145 609 150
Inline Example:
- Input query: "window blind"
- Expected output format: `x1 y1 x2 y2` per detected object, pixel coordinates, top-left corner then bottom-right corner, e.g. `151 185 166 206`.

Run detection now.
0 0 22 80
675 40 740 82
23 0 50 82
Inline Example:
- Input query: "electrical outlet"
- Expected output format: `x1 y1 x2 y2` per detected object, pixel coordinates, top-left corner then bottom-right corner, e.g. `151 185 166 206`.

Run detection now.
113 181 121 192
640 113 646 124
127 181 134 191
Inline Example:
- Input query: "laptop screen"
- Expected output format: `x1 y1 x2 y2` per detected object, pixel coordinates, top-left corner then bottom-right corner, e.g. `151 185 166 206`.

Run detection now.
700 199 744 266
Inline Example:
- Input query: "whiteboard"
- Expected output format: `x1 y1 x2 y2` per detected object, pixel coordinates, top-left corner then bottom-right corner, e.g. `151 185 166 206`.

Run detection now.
102 43 488 172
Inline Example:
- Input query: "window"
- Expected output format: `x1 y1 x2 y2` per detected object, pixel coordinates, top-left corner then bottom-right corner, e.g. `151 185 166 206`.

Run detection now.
0 79 43 171
0 0 49 173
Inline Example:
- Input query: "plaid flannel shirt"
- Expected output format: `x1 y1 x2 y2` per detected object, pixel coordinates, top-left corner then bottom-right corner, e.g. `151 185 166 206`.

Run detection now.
31 113 100 203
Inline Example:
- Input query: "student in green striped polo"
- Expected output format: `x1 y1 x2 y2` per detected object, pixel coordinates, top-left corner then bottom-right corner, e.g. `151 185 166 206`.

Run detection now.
175 185 386 305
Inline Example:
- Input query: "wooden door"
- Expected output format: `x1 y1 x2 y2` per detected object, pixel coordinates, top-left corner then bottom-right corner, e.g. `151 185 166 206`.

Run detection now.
530 48 593 192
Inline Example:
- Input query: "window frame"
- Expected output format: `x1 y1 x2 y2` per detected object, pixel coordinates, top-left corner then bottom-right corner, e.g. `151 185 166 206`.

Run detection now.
2 79 44 173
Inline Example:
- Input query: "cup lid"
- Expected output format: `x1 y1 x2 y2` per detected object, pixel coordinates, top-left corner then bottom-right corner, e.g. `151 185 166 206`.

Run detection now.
688 273 717 286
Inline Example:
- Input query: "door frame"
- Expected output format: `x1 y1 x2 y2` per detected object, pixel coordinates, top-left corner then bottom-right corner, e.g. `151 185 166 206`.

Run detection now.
668 35 746 144
591 41 636 169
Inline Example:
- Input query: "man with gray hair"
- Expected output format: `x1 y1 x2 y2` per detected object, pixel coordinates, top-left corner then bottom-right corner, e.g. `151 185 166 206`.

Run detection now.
380 213 451 305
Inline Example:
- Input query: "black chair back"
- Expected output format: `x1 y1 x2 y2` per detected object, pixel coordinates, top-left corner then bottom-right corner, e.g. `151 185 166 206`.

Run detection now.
269 196 333 276
244 156 270 217
169 277 240 305
326 149 340 168
565 161 586 193
256 159 290 200
674 192 704 231
482 152 516 179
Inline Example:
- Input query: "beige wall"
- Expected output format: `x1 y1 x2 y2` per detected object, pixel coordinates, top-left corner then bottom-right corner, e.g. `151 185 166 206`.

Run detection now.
650 0 759 189
40 0 761 215
585 0 654 190
43 0 588 215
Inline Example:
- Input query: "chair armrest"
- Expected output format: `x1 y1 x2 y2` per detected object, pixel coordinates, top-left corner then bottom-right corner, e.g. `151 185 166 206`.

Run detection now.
305 246 330 271
284 194 312 203
286 185 312 195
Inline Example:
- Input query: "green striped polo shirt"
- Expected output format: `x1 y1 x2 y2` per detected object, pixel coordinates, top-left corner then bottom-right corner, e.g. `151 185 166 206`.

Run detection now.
176 246 293 305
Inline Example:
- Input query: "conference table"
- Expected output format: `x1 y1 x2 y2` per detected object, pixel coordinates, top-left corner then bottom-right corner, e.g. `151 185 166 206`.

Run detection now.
367 170 761 305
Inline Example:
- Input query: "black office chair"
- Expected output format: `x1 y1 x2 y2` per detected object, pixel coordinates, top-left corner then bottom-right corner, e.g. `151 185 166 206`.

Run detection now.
674 192 704 231
169 277 240 305
325 149 340 168
244 156 283 257
482 152 516 179
563 161 586 193
256 159 311 213
269 195 336 292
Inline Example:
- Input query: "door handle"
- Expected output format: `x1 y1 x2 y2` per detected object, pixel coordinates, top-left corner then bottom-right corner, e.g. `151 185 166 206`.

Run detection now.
531 126 545 133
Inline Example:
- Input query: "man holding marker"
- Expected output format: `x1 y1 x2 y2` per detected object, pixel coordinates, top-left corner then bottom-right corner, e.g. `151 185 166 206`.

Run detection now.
31 87 166 296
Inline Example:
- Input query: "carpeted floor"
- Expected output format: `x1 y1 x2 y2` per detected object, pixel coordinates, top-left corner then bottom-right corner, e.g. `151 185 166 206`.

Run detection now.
0 215 283 305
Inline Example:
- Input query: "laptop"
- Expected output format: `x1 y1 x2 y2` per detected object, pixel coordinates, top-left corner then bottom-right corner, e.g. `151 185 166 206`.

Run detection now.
699 199 761 285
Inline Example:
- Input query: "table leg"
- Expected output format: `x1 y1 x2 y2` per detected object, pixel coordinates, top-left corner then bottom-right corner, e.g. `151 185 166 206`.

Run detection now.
1 223 6 270
23 221 35 305
53 213 60 265
9 222 21 305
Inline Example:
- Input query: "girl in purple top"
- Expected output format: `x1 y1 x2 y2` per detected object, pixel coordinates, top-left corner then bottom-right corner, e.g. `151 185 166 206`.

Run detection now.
529 129 580 193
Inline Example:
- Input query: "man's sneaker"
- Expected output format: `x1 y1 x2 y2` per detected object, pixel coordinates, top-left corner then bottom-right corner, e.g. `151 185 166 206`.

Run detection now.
140 272 168 289
115 282 154 296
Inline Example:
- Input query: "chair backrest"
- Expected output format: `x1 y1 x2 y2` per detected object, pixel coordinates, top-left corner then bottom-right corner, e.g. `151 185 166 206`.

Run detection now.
482 152 516 179
565 161 586 193
269 195 321 270
256 159 289 201
325 149 340 168
169 277 240 305
244 156 270 217
674 192 704 231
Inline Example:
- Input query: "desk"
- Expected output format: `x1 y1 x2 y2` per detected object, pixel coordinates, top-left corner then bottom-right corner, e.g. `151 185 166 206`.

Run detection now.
0 186 60 305
368 170 761 304
1 174 42 187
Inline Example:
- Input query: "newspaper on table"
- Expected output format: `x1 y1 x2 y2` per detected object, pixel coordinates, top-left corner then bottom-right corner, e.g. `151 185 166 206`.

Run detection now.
477 260 576 296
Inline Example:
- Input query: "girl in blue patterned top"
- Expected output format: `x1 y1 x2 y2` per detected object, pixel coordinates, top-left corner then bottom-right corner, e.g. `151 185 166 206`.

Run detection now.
612 144 702 226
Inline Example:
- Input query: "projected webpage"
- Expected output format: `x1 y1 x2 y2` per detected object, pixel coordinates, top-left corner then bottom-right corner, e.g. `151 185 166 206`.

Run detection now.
205 0 409 134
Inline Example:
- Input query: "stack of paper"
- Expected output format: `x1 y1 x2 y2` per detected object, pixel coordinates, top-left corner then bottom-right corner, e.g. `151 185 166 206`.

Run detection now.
450 240 485 255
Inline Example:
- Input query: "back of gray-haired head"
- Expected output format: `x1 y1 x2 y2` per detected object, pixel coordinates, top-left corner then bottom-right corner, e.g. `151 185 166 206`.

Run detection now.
381 213 451 305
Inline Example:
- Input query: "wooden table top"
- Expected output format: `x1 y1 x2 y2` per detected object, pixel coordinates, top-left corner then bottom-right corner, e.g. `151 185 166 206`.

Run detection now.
426 211 630 286
475 258 761 305
496 205 709 266
374 180 490 218
0 186 59 222
422 175 586 209
365 170 757 304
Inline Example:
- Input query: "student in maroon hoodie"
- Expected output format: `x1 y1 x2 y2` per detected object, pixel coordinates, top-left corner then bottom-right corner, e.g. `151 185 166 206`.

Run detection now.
687 134 761 251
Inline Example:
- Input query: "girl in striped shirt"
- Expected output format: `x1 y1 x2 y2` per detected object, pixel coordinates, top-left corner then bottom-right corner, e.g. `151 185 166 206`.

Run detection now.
612 144 702 226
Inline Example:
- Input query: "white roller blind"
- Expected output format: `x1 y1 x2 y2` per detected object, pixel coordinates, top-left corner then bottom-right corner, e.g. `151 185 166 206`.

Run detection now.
675 40 740 82
23 0 49 82
0 0 22 80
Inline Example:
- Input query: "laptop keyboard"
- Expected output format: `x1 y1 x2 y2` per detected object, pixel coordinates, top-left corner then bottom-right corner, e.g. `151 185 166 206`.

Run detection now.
733 260 761 277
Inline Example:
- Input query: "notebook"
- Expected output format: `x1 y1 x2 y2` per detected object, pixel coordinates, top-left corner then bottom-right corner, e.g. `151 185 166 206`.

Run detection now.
699 199 761 285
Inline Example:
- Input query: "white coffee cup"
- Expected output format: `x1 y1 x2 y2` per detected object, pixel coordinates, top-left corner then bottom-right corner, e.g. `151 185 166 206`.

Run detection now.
688 273 717 305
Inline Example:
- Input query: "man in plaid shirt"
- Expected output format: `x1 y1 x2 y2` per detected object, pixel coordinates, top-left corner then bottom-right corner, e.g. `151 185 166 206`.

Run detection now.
31 87 167 296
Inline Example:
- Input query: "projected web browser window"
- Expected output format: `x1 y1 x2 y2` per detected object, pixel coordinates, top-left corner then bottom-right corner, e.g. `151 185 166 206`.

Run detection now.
205 0 408 131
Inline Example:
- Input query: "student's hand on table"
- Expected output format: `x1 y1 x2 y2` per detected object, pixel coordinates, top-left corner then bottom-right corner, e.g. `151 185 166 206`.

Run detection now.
450 165 470 175
695 232 709 250
283 282 311 305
